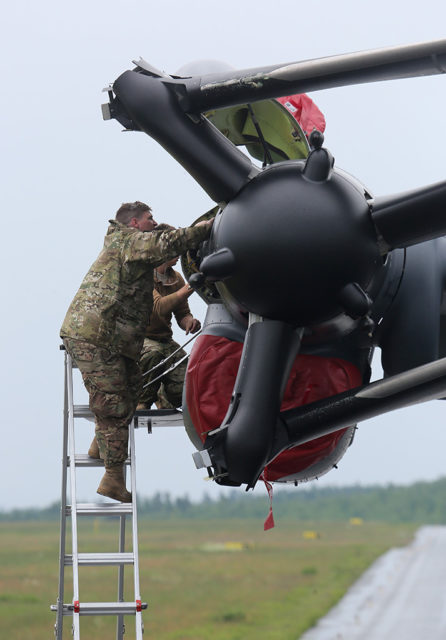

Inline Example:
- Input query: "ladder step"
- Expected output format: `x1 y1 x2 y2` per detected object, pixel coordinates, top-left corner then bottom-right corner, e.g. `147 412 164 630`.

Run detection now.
136 408 182 416
134 413 184 429
51 601 148 616
73 404 184 428
73 404 95 421
73 404 181 418
68 454 130 467
66 503 133 516
70 454 104 467
64 552 134 566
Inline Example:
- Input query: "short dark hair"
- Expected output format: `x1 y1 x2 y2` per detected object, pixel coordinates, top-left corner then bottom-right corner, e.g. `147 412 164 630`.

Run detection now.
115 201 151 225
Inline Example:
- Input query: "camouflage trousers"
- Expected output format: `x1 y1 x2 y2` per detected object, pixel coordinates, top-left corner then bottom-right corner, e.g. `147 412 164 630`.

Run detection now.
138 338 187 409
63 338 141 467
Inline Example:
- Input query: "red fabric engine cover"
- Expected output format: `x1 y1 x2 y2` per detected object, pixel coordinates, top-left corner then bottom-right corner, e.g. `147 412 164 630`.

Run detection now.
186 334 362 482
276 94 326 139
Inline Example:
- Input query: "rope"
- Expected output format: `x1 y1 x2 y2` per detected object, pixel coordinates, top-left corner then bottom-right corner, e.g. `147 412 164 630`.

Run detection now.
142 352 190 389
247 104 273 167
141 329 202 378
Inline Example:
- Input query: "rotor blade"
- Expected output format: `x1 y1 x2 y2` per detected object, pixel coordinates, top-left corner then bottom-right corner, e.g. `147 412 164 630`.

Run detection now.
371 180 446 250
110 69 256 202
205 320 303 488
179 39 446 112
277 355 446 454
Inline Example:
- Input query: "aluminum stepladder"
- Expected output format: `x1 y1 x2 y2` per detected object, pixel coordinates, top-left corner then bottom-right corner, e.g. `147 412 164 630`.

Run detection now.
52 349 147 639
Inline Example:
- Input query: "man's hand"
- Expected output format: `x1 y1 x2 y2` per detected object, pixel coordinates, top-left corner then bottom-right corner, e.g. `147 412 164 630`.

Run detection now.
181 315 201 335
195 218 214 231
177 283 195 302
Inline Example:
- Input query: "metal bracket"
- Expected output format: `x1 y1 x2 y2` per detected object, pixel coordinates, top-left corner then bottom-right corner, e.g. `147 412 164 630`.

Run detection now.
192 449 212 469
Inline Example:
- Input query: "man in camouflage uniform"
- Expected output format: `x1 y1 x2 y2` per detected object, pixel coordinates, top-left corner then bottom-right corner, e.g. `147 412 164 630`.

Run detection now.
138 241 201 410
60 202 212 502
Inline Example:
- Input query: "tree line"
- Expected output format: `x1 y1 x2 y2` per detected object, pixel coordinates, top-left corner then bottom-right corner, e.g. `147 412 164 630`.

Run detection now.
3 477 446 523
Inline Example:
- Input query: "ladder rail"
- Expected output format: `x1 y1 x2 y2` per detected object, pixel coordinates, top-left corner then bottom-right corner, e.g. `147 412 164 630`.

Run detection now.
54 352 70 639
66 353 81 640
116 513 126 640
129 421 144 639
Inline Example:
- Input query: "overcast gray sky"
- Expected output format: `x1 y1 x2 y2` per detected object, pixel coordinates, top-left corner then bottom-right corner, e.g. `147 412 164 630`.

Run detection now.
1 0 446 510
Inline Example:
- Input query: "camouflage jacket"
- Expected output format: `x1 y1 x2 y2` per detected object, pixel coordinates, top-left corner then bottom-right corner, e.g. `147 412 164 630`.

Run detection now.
145 268 191 341
60 220 210 359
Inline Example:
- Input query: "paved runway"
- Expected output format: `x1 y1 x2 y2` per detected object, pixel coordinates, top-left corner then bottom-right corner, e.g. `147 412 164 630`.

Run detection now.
299 526 446 639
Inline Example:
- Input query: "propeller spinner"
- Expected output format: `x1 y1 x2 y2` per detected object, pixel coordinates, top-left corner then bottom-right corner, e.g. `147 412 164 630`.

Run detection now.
200 131 380 326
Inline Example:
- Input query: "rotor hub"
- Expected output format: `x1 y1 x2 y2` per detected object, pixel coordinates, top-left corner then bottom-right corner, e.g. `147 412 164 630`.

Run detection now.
208 159 382 326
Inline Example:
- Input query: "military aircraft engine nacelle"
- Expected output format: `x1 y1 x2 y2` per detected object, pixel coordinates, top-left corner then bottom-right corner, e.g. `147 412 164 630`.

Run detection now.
104 39 446 491
200 133 382 328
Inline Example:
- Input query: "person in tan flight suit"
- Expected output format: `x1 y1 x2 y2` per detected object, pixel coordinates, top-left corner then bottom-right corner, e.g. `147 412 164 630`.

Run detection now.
138 230 201 410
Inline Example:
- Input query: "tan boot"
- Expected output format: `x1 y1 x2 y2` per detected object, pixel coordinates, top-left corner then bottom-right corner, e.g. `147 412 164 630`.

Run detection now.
88 436 101 459
97 465 132 503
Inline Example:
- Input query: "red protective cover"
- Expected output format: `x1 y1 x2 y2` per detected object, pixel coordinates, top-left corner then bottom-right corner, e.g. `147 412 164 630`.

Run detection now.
276 94 326 139
186 334 362 481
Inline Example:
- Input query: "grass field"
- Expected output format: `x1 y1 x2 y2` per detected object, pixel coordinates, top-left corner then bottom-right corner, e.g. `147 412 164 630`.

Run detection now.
0 517 416 639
